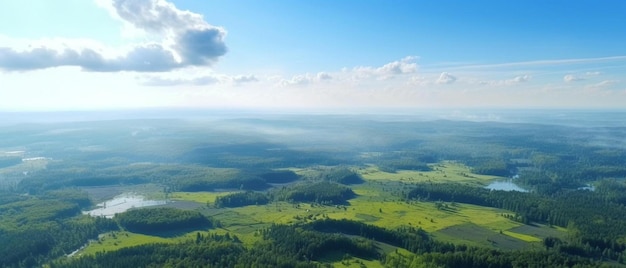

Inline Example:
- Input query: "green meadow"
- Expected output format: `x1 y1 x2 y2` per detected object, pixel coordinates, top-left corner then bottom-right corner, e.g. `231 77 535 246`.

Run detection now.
74 161 564 266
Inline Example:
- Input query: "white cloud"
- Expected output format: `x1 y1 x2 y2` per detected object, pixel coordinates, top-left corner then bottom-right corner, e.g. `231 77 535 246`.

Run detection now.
279 72 334 86
376 56 418 75
511 75 531 83
317 72 332 80
478 74 531 86
436 72 456 84
232 75 259 83
564 74 584 82
350 56 418 80
0 0 226 72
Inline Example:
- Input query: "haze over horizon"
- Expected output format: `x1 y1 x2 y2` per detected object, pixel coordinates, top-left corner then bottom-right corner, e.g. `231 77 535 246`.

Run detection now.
1 0 625 111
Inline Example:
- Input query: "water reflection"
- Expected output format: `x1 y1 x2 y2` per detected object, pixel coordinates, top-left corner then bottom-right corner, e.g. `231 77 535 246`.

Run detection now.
485 180 528 192
83 193 166 218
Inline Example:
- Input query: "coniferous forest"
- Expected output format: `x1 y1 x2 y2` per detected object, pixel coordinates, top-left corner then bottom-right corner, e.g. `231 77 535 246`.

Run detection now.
1 111 626 267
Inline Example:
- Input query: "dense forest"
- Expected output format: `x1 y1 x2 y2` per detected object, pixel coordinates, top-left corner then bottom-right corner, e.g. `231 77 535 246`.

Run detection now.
0 190 118 268
115 207 214 234
1 113 626 267
214 191 270 208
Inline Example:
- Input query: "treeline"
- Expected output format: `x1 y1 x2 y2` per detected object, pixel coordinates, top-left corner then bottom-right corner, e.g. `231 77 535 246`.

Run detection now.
115 207 213 234
214 191 269 208
182 142 349 169
471 159 511 176
0 190 118 268
17 163 301 193
307 219 451 254
382 247 597 268
406 182 626 261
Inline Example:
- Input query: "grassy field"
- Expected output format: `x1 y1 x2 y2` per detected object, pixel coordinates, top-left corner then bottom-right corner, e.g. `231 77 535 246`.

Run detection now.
359 161 500 186
78 231 175 256
73 161 563 266
169 191 238 204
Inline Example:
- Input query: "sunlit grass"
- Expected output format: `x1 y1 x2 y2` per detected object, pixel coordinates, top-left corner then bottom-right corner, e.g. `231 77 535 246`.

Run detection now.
503 231 542 242
359 161 500 186
78 231 174 256
169 191 238 204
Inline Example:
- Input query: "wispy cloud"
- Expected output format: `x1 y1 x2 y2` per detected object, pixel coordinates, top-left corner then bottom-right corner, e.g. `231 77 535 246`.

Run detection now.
439 56 626 71
141 73 257 86
0 0 226 72
278 72 333 86
586 80 620 90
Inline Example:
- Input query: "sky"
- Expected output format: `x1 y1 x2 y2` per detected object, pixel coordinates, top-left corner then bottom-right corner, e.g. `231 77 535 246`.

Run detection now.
0 0 625 111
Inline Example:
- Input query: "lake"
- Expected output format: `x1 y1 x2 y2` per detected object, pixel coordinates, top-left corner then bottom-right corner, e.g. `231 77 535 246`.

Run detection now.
485 180 528 192
83 193 166 218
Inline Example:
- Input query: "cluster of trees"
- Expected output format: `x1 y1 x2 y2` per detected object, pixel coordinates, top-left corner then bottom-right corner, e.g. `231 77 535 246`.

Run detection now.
115 207 213 234
215 179 361 208
407 182 626 261
470 159 511 176
258 170 300 183
274 182 356 205
214 191 269 208
304 166 365 184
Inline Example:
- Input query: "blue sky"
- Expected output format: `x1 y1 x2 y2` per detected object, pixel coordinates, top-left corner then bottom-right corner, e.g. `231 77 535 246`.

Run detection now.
1 0 625 111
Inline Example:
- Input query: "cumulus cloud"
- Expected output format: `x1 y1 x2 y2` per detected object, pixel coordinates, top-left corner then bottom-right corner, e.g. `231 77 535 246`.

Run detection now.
350 56 418 80
376 56 418 75
317 72 332 80
279 72 334 86
0 0 226 72
436 72 456 84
